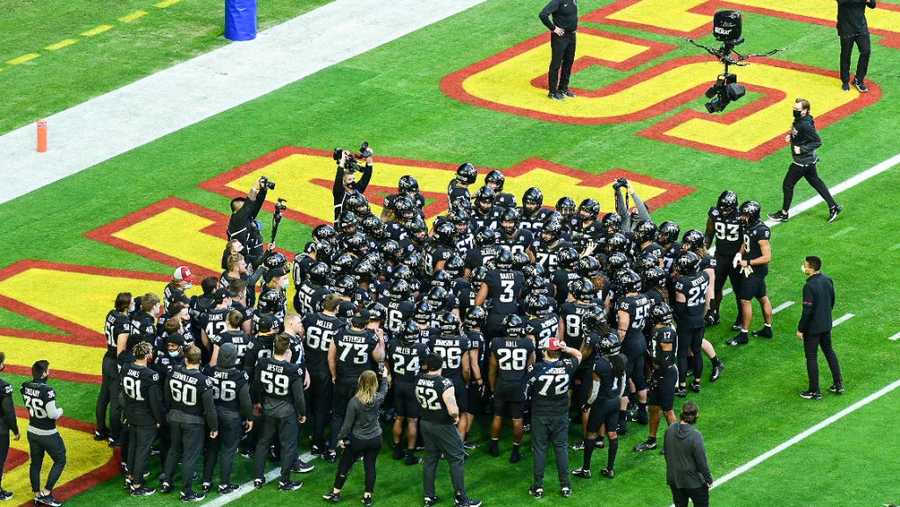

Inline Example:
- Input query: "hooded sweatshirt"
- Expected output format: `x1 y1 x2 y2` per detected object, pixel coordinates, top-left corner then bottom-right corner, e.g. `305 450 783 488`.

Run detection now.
663 422 714 489
790 114 822 166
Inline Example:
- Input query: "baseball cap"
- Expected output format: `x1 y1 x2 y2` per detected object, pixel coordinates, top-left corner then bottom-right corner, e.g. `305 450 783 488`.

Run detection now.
542 338 562 351
173 266 194 283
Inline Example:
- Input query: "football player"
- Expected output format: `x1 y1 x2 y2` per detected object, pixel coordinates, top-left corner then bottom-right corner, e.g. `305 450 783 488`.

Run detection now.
432 312 475 437
485 170 516 209
476 247 525 339
0 353 19 501
488 315 536 462
22 360 67 507
302 295 345 461
120 342 163 496
633 304 678 453
449 162 478 203
615 270 651 428
704 190 744 328
388 321 430 465
728 201 774 346
519 187 551 233
95 292 131 444
672 252 709 395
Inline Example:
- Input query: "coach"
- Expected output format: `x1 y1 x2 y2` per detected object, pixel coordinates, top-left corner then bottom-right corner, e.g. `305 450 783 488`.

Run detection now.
837 0 876 93
797 256 844 400
664 401 712 507
539 0 578 101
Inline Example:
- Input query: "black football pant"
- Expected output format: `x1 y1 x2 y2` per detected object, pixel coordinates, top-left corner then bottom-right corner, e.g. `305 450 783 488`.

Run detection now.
255 414 298 483
27 432 66 493
421 420 468 500
671 484 709 507
95 356 121 439
334 436 381 493
804 332 843 393
840 32 871 84
713 254 742 319
549 31 577 94
676 325 704 384
163 421 205 495
782 163 837 211
308 373 333 450
0 433 8 488
531 414 569 489
204 410 242 486
126 424 156 487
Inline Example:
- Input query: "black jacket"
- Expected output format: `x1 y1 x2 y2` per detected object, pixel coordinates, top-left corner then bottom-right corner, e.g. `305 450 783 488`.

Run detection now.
664 422 713 489
539 0 578 32
226 186 268 265
837 0 876 37
798 273 835 335
790 114 822 165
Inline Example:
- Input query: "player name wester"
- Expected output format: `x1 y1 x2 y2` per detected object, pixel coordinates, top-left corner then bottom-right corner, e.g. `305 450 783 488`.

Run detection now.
262 364 286 374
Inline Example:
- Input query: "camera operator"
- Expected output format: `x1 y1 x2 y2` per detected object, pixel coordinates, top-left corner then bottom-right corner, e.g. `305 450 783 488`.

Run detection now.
225 177 271 269
612 178 651 233
333 143 374 220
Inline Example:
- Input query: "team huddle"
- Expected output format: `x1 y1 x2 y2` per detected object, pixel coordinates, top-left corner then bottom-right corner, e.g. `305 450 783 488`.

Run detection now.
15 157 774 506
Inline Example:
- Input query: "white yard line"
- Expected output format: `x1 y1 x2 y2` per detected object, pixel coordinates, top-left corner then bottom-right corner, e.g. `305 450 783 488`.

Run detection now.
771 301 794 314
203 452 316 507
889 332 900 342
722 288 733 297
0 0 488 204
828 226 856 239
832 313 855 327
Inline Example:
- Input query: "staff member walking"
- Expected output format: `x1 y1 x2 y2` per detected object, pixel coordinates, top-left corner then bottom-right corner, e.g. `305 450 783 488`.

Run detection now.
768 99 842 224
663 401 713 507
837 0 876 93
0 352 21 501
539 0 579 101
417 354 481 507
797 256 844 400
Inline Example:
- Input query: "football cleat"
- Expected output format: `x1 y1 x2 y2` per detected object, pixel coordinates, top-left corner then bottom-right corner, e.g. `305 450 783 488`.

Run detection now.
828 384 845 394
828 205 843 223
752 326 773 339
799 390 823 400
571 468 591 479
322 492 342 503
159 482 174 494
634 439 658 452
560 487 572 498
710 361 725 383
600 468 615 479
130 487 156 497
253 479 265 490
218 484 239 495
278 480 303 492
179 491 205 503
528 486 544 498
35 495 63 507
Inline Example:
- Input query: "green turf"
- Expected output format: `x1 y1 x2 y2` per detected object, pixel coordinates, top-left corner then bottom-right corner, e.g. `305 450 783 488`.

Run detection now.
0 0 331 134
0 0 899 505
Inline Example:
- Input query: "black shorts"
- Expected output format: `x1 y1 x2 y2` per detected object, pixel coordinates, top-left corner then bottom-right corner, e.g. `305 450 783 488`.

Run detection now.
648 367 677 412
572 366 593 410
393 382 420 418
466 382 484 415
586 397 619 434
623 350 647 391
738 274 766 300
493 382 524 419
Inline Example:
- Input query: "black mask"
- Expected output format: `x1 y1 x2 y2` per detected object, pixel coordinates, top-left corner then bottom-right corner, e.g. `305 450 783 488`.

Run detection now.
793 110 803 120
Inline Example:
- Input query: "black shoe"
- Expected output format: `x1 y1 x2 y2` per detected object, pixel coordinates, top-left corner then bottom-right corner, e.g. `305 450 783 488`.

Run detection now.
488 440 500 457
571 468 591 479
392 444 404 460
560 89 576 98
841 82 850 91
253 479 265 490
635 410 648 425
180 491 205 502
455 496 481 507
323 492 342 503
727 335 748 347
799 390 823 400
594 439 605 449
362 494 374 507
423 497 439 507
752 326 773 339
93 429 108 441
404 453 422 465
201 482 212 494
510 446 522 463
159 482 174 494
710 361 724 383
130 486 156 497
35 495 62 507
600 468 615 479
616 422 628 435
323 449 337 463
560 487 572 498
108 439 122 448
767 210 789 222
828 384 845 394
292 457 315 473
218 484 239 495
0 490 11 501
278 480 303 492
528 486 544 498
828 205 843 223
854 79 869 93
674 386 687 398
690 380 702 393
239 449 253 459
463 441 477 451
731 321 743 332
634 439 657 452
548 92 564 100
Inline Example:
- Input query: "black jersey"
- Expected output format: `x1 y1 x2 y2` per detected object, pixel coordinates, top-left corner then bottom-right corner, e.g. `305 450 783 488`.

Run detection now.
465 244 502 271
616 294 651 350
465 329 488 369
649 326 677 366
166 366 214 418
527 357 578 416
212 330 252 364
152 351 184 379
201 307 231 341
129 311 157 353
388 339 429 383
0 379 18 436
253 356 305 417
104 310 131 359
448 181 471 203
640 242 664 259
302 312 343 376
416 374 455 424
484 269 525 316
471 208 500 231
163 282 190 311
257 287 287 330
242 333 276 375
534 240 573 273
527 315 559 346
204 365 250 414
499 229 534 257
559 302 594 350
661 243 681 274
21 379 60 432
334 328 378 383
431 334 470 379
742 222 771 276
381 296 414 336
295 280 327 316
592 355 622 401
120 363 164 426
519 208 551 233
708 207 742 256
673 272 710 328
491 337 535 385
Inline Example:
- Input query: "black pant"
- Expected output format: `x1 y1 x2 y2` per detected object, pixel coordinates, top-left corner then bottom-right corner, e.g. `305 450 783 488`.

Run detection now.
255 413 299 482
840 32 871 84
676 325 704 384
126 424 156 487
671 484 709 507
95 356 119 437
0 432 8 487
421 420 467 500
531 414 569 488
713 253 742 317
163 421 205 495
308 373 333 450
27 432 67 493
548 32 576 94
804 332 843 393
782 162 837 211
334 435 381 493
204 411 242 485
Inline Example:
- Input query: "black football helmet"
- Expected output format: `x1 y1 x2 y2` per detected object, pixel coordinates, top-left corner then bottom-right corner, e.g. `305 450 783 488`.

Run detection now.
380 239 401 261
335 275 357 297
475 226 500 246
682 229 705 253
503 314 525 338
677 251 701 275
658 221 681 245
651 302 674 325
596 332 621 357
578 256 601 278
438 311 461 336
500 207 520 236
399 175 419 194
475 186 496 210
634 220 658 244
619 269 642 293
406 217 428 240
401 320 420 344
431 271 453 291
573 278 596 301
524 293 551 317
456 162 478 185
313 224 338 244
606 233 629 254
344 232 369 254
485 170 505 191
443 255 465 278
434 221 456 246
263 252 289 278
414 301 433 324
465 305 487 329
556 196 576 218
558 247 580 269
578 198 601 220
522 187 544 212
393 196 416 221
367 302 387 322
607 252 629 275
512 251 530 271
642 266 667 289
717 190 738 216
389 278 411 298
495 246 514 269
601 212 622 235
739 200 762 225
308 262 330 285
636 252 660 273
540 219 562 244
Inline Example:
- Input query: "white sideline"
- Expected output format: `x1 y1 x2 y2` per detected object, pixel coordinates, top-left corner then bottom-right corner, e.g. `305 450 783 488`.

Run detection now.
203 452 316 507
0 0 488 205
771 301 794 314
832 313 855 327
889 332 900 342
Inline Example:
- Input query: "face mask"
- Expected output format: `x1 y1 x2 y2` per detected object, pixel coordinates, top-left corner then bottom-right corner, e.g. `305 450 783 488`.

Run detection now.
168 350 181 358
280 277 290 289
182 282 193 291
801 264 808 275
793 110 802 120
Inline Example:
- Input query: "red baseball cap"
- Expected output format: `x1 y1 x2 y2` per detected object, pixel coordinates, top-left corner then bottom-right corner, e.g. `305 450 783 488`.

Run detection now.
173 266 194 283
545 338 562 351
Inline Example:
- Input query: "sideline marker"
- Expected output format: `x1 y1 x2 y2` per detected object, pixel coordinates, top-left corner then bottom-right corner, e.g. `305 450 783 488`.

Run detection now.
36 120 48 153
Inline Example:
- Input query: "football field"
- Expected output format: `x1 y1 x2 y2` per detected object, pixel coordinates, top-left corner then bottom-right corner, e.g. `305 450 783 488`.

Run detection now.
1 0 899 506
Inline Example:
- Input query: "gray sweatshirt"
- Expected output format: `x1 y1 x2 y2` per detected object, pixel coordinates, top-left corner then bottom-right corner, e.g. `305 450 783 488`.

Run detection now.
664 422 714 489
337 380 388 442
